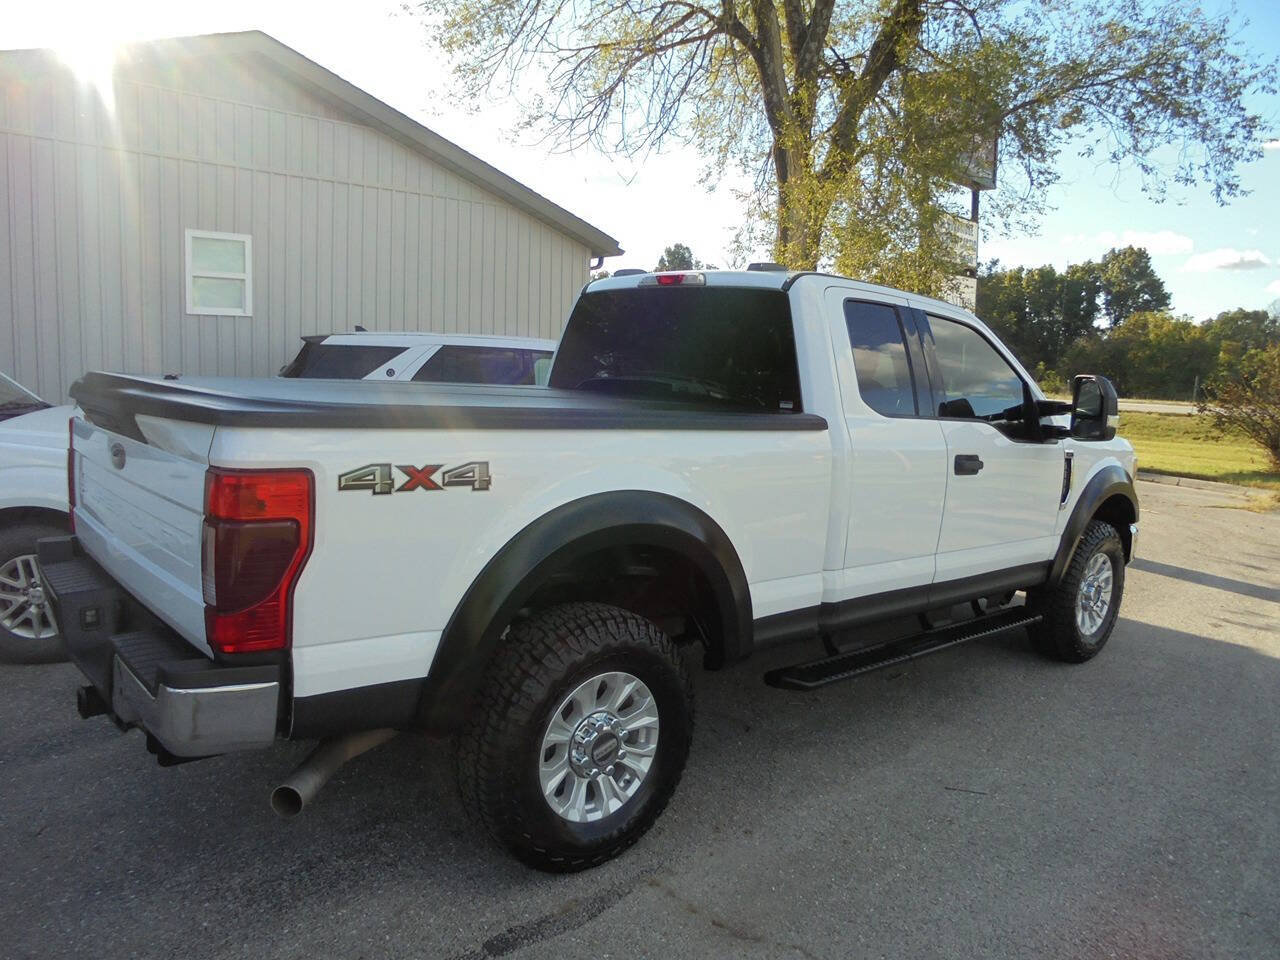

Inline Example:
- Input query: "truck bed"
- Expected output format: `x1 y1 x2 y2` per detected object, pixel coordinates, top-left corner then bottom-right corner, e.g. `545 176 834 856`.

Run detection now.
71 372 828 440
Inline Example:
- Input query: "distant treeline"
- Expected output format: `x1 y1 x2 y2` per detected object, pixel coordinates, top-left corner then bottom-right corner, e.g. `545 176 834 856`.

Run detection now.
977 246 1280 399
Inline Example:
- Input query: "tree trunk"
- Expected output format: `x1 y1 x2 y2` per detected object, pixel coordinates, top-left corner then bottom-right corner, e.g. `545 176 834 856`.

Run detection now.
774 176 824 270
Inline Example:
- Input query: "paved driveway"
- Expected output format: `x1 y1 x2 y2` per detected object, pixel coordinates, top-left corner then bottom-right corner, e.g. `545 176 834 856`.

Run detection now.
1 480 1277 960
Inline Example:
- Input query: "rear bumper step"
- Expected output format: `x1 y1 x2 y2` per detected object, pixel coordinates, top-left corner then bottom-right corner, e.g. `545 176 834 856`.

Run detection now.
37 535 281 758
764 608 1043 691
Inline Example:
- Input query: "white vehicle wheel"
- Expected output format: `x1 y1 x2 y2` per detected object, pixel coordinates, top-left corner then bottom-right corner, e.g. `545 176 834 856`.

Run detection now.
0 523 67 664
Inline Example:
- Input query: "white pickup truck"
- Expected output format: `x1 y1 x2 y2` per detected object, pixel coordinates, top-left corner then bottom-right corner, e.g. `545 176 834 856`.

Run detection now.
41 269 1138 871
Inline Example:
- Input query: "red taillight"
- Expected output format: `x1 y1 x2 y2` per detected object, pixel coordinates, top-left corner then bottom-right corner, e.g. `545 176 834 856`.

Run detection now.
202 468 314 655
67 418 76 533
655 273 684 285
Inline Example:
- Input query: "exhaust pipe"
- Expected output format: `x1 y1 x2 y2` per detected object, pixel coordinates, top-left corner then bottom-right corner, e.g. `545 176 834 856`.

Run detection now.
270 728 396 817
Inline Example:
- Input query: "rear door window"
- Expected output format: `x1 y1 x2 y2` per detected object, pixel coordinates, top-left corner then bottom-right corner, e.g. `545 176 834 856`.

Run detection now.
413 346 535 385
549 287 802 411
279 342 406 379
843 300 918 417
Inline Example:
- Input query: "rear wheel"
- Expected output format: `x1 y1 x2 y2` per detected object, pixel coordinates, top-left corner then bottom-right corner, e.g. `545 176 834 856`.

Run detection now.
0 522 66 664
456 602 693 872
1030 520 1125 663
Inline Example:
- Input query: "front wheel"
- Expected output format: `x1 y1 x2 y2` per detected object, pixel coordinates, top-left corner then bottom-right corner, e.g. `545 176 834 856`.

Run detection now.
456 602 693 872
1029 520 1126 663
0 522 67 664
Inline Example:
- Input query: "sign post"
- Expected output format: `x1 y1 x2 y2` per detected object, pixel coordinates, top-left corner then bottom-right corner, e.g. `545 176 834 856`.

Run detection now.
941 135 997 311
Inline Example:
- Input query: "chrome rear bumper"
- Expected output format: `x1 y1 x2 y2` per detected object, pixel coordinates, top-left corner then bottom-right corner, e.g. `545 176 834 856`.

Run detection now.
109 654 279 756
37 536 280 759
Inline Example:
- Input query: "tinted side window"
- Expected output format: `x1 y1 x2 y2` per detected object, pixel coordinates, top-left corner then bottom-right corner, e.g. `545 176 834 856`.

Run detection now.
549 288 801 412
843 300 917 417
279 343 405 379
927 317 1024 418
413 346 533 385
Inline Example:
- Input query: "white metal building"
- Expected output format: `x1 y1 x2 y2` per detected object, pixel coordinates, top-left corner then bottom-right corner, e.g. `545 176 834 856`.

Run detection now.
0 32 622 401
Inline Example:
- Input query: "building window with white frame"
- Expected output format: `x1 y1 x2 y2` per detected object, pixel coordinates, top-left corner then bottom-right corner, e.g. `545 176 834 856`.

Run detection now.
185 230 252 316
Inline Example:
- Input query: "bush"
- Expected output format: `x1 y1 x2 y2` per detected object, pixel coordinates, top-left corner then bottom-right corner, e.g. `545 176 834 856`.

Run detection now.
1200 345 1280 469
1033 362 1068 396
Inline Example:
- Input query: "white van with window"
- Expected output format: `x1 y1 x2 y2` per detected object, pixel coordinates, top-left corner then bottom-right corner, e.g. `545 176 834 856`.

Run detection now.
279 332 557 385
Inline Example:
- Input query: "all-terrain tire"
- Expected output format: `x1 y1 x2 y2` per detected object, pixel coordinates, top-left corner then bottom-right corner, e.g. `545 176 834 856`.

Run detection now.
456 602 693 872
0 521 68 664
1029 520 1126 663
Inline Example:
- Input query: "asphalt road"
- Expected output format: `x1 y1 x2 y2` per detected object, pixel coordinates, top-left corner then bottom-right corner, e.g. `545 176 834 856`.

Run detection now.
2 480 1277 960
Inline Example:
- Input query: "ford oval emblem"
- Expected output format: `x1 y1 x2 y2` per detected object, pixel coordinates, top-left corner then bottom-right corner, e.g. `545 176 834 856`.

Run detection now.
110 442 126 470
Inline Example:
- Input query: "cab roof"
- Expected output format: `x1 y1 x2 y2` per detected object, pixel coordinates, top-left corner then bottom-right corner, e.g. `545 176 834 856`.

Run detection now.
585 269 979 321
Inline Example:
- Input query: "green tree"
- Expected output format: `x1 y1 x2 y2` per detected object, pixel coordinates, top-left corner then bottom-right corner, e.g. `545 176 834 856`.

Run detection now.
977 260 1101 371
1200 306 1280 382
1097 246 1171 325
1200 307 1280 355
656 243 699 271
421 0 1275 293
1062 311 1216 399
1200 344 1280 469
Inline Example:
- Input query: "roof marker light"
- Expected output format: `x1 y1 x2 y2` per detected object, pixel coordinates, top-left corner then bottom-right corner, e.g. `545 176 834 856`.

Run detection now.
641 272 706 287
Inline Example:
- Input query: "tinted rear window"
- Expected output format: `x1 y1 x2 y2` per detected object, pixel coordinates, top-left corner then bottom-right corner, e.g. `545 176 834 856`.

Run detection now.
548 288 802 411
280 343 405 379
413 346 545 385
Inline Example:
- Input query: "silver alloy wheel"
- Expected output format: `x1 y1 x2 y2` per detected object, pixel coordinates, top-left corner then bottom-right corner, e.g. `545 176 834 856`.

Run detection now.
1075 552 1114 637
539 671 660 824
0 553 57 641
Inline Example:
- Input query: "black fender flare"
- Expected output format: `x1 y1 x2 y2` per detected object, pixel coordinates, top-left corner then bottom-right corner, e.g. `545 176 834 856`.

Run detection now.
416 491 752 733
1050 464 1139 584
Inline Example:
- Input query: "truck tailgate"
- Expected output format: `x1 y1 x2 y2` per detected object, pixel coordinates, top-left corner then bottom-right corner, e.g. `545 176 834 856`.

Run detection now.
71 417 211 653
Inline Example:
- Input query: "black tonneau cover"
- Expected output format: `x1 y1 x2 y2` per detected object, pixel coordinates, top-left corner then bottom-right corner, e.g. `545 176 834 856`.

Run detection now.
71 372 827 441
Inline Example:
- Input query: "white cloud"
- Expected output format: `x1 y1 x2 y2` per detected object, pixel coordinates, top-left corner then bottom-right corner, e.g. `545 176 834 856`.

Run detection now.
1059 229 1193 258
1267 280 1280 296
1265 140 1280 151
1182 248 1272 272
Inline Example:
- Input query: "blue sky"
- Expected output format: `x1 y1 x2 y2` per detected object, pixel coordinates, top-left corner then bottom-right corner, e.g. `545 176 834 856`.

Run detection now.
9 0 1279 321
982 0 1280 320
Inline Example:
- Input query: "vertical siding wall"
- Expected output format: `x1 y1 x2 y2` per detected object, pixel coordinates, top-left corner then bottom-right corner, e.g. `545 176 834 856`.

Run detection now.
0 64 590 401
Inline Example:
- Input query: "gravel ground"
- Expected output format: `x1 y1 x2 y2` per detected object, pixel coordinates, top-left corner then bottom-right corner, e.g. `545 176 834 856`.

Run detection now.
1 479 1276 960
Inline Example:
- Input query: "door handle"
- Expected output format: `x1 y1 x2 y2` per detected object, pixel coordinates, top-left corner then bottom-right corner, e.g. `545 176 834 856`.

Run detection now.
954 454 984 476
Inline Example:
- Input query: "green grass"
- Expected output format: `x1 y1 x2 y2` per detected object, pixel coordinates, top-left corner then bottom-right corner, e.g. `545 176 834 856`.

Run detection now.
1120 412 1280 490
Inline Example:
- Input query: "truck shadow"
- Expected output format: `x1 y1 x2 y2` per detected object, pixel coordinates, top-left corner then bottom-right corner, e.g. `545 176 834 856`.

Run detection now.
1128 557 1279 603
3 617 1277 959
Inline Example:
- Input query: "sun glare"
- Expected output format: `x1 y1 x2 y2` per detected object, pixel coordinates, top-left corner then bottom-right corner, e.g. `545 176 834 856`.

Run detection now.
54 35 122 112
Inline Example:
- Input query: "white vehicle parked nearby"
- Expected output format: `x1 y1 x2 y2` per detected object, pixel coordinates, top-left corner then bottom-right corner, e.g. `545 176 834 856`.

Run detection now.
0 372 73 662
43 269 1139 871
278 331 557 385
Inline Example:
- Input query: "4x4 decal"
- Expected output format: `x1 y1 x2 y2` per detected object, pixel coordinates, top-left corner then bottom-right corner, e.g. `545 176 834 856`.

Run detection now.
338 461 491 494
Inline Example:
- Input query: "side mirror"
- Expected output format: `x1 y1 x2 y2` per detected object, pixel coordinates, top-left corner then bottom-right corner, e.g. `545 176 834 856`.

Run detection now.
1070 374 1118 441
